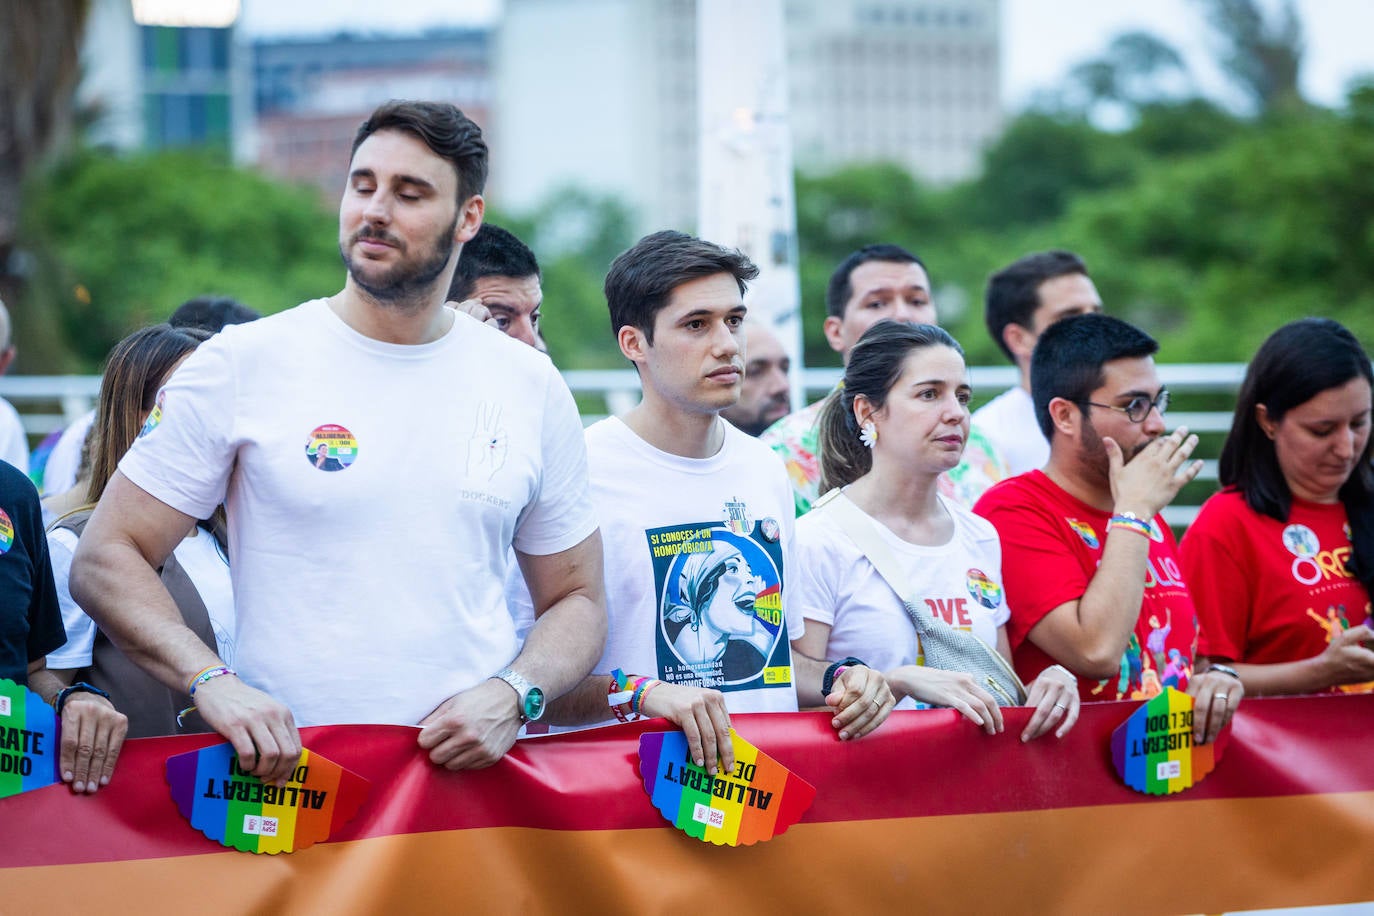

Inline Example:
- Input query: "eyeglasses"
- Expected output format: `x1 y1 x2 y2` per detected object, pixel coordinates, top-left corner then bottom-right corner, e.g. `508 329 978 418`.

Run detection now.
1080 389 1170 424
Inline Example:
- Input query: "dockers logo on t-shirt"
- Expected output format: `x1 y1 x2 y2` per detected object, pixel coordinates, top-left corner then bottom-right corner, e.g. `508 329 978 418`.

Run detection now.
138 390 167 439
1067 518 1099 549
966 568 1002 609
466 401 508 481
0 508 11 555
648 518 791 692
305 424 358 472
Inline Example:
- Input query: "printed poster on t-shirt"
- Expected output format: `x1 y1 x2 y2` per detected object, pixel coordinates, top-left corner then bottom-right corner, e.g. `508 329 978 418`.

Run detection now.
649 497 792 694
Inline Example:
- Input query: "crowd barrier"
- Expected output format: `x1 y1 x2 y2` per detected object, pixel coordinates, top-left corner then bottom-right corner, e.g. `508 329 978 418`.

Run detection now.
4 694 1373 914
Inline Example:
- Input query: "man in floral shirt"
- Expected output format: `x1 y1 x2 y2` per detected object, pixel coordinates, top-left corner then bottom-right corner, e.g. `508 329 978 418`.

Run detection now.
761 244 1006 515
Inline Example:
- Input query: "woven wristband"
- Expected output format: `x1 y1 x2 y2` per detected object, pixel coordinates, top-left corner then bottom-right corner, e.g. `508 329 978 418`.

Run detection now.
1109 514 1153 538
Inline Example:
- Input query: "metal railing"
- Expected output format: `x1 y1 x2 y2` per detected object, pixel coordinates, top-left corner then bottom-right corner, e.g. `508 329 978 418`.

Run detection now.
3 364 1248 525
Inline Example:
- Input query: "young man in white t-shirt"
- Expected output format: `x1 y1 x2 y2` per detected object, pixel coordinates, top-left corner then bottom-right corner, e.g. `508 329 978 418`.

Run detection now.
535 230 893 776
973 251 1103 476
71 101 606 785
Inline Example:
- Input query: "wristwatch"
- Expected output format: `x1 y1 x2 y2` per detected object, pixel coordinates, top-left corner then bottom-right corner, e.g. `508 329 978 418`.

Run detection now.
491 668 546 722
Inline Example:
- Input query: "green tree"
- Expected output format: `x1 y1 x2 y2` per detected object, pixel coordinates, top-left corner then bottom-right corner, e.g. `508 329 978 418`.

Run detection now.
20 149 340 369
1196 0 1305 114
1 0 91 367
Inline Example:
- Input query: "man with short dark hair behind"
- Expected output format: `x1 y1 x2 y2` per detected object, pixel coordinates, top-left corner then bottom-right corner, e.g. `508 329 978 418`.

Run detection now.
721 321 791 436
974 314 1240 744
73 100 606 783
763 243 1004 513
514 230 893 776
975 250 1102 475
168 296 261 333
447 222 543 349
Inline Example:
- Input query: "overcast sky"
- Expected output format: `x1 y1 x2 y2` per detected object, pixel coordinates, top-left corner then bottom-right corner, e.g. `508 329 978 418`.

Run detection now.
238 0 1374 110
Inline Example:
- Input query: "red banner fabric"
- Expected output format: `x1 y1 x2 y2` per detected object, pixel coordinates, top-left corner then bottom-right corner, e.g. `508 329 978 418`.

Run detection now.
3 696 1373 913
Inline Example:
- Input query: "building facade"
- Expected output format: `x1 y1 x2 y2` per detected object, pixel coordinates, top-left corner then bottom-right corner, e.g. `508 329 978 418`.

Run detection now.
494 0 1001 231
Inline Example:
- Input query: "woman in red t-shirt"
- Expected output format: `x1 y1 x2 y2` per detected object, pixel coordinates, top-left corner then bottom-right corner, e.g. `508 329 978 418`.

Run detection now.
1181 318 1374 695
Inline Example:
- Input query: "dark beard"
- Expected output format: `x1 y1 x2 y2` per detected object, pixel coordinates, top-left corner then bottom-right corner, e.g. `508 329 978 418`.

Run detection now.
341 216 457 306
1078 410 1153 487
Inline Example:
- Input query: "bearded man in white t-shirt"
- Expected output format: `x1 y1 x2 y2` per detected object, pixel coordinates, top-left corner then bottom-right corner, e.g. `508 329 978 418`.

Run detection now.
71 100 606 785
529 230 893 777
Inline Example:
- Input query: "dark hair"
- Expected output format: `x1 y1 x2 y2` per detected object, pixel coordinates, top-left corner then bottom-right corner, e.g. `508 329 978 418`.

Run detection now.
87 324 212 504
168 296 259 333
984 250 1090 363
819 321 964 493
447 223 540 301
1219 318 1374 595
1030 313 1158 440
825 244 927 319
604 230 758 345
352 100 488 202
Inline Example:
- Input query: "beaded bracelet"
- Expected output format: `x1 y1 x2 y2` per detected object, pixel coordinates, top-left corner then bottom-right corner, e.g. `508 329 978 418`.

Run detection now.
1108 513 1153 538
188 665 236 697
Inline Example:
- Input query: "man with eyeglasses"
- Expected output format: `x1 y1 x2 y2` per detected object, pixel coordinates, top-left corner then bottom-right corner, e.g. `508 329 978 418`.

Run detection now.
974 314 1243 743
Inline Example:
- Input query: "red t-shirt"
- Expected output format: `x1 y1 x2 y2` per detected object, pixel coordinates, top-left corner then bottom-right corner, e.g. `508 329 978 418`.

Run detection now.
1180 488 1373 692
974 471 1198 701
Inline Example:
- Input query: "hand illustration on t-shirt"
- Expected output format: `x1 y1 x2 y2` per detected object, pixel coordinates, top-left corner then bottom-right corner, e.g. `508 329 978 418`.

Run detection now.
467 401 508 480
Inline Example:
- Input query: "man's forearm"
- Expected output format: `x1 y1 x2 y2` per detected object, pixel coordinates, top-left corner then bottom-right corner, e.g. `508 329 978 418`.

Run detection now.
543 673 618 726
72 538 221 695
509 591 606 705
1069 530 1152 672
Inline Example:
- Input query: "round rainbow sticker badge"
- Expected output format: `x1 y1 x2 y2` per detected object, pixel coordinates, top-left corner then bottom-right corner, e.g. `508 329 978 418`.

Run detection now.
305 424 358 473
965 568 1002 609
0 508 12 555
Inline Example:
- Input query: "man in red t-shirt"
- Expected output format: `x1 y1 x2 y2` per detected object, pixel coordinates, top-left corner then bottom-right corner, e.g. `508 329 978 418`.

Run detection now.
974 314 1241 744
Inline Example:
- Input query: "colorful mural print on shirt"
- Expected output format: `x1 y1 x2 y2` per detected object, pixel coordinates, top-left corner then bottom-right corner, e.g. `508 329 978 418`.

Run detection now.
0 680 59 798
0 507 12 554
304 424 358 473
650 501 792 692
1111 687 1224 795
165 743 369 854
1291 516 1374 693
639 728 815 845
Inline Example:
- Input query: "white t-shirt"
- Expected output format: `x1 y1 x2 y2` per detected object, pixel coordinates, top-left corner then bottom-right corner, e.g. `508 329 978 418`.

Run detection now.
0 397 28 474
41 409 95 495
972 385 1047 477
47 526 236 668
792 493 1010 710
511 416 803 726
119 298 597 727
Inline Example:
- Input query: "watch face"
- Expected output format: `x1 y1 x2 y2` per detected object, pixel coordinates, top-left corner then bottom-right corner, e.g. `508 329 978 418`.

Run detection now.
524 686 546 721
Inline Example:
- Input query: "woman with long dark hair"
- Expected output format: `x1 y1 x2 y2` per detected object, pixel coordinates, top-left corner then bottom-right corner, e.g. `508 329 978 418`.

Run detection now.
791 320 1079 739
1181 318 1374 695
46 324 231 735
